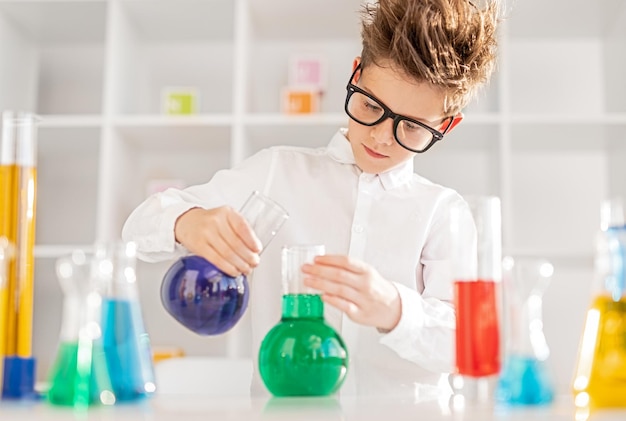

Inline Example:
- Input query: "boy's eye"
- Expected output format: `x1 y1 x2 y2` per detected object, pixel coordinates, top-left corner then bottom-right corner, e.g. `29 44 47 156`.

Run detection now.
363 99 382 112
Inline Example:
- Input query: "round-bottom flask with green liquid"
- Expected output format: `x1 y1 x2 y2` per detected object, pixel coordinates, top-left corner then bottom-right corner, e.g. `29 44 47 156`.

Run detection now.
259 293 348 396
258 245 348 396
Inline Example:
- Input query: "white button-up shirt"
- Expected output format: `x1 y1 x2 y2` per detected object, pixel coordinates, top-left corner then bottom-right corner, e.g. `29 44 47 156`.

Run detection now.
122 129 473 398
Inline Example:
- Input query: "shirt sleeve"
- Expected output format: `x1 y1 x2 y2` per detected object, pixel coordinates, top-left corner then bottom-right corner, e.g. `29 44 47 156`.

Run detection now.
121 148 275 263
378 193 474 373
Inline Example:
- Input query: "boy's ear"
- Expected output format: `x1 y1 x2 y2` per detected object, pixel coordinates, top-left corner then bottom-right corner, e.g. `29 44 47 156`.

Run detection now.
442 113 463 133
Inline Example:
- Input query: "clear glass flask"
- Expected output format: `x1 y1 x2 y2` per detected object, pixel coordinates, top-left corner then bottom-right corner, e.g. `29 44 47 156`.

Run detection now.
98 242 156 402
572 198 626 410
450 195 502 405
161 191 289 335
258 245 348 396
47 249 115 407
495 256 555 406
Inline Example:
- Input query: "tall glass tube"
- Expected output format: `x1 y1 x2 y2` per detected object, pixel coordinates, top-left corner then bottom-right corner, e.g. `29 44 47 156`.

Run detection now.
1 111 39 399
450 195 502 405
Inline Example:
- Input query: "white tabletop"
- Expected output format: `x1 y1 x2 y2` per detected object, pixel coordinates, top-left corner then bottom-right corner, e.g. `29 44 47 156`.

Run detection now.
0 393 624 421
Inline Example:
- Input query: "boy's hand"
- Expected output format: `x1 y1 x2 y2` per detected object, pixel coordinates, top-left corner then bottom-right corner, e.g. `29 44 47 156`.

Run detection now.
174 206 262 277
302 255 401 332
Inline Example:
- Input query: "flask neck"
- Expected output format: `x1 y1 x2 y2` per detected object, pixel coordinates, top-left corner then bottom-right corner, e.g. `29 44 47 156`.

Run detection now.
281 294 324 319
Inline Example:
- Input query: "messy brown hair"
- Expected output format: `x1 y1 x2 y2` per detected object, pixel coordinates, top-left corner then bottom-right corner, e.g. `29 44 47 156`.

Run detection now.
360 0 501 115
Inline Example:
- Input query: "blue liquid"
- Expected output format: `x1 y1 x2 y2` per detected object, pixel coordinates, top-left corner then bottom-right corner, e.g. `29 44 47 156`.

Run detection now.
161 255 249 335
101 298 155 402
496 355 554 405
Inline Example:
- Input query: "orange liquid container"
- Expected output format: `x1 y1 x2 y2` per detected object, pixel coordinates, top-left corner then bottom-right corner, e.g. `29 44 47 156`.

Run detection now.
573 199 626 410
14 165 37 357
0 119 18 385
573 295 626 409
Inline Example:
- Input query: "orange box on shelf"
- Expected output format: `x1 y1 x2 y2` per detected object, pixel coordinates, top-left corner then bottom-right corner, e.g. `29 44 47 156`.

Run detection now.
281 88 320 114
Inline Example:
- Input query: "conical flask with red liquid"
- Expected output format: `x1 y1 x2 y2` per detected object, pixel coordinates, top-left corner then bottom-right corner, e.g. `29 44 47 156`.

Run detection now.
161 191 289 335
572 198 626 411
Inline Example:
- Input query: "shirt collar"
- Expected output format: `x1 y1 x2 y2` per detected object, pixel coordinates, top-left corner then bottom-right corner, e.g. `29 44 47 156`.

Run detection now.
326 129 415 190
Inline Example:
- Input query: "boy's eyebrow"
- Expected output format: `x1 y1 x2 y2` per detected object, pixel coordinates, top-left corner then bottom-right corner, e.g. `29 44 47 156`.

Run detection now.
358 79 447 126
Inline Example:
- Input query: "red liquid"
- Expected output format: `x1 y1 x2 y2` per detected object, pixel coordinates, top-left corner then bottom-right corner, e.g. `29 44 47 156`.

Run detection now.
454 280 501 377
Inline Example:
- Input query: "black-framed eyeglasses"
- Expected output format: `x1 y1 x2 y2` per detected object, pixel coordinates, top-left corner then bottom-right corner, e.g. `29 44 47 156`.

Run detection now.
344 65 453 153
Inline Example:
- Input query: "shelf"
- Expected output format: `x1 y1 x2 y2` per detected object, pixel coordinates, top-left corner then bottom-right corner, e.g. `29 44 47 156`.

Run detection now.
38 114 103 128
113 114 233 127
34 244 94 259
0 0 107 114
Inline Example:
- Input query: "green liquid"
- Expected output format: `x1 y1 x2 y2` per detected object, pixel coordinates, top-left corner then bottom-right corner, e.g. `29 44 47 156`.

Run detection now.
258 294 348 396
46 341 113 407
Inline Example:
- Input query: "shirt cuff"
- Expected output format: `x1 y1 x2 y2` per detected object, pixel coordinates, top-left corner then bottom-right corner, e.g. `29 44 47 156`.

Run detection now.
378 282 424 346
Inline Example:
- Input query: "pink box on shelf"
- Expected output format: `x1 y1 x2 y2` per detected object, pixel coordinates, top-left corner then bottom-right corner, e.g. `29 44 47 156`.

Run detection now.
288 54 327 92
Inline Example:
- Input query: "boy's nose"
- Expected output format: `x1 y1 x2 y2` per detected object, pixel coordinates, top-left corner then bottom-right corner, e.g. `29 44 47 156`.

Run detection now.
370 117 394 145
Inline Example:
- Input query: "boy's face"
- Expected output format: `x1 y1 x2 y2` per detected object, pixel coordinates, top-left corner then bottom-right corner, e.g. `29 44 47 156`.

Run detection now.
346 60 450 174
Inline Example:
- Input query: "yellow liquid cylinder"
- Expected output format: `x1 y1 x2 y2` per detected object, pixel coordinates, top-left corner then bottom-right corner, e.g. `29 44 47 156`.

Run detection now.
0 163 18 365
14 165 37 357
573 295 626 409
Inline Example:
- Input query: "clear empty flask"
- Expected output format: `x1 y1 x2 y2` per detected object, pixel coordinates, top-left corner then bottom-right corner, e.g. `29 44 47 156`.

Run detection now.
496 256 555 406
573 198 626 410
47 249 114 407
258 245 348 396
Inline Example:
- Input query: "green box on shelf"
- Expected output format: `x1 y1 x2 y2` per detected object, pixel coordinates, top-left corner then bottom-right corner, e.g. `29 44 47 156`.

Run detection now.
162 88 199 115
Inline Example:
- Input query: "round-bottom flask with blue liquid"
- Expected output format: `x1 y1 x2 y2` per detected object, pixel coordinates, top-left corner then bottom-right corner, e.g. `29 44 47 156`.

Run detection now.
161 255 249 335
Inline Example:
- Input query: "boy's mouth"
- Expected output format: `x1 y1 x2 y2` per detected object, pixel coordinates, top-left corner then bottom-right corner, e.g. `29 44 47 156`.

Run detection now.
363 144 388 159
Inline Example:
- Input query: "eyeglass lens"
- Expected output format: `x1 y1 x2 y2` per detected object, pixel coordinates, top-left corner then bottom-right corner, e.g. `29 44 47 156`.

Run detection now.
346 90 435 152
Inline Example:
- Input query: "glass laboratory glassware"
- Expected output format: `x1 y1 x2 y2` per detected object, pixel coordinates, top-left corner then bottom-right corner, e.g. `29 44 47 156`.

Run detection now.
0 238 13 396
47 249 115 407
258 245 348 396
98 241 156 402
450 195 502 404
572 198 626 410
161 191 289 335
495 256 555 406
1 111 40 400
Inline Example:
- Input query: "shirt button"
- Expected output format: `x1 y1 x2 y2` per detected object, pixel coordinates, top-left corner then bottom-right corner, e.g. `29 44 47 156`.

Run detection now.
353 225 364 233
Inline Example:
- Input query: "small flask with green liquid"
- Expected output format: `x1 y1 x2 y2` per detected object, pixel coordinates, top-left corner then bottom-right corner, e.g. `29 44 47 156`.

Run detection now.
258 245 348 396
47 249 115 407
573 198 626 412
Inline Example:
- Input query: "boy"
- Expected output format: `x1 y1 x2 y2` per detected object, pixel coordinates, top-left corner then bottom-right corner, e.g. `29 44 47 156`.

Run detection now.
122 0 500 397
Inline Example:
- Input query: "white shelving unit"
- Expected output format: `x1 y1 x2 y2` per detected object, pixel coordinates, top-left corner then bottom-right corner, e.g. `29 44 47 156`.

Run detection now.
1 0 625 392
